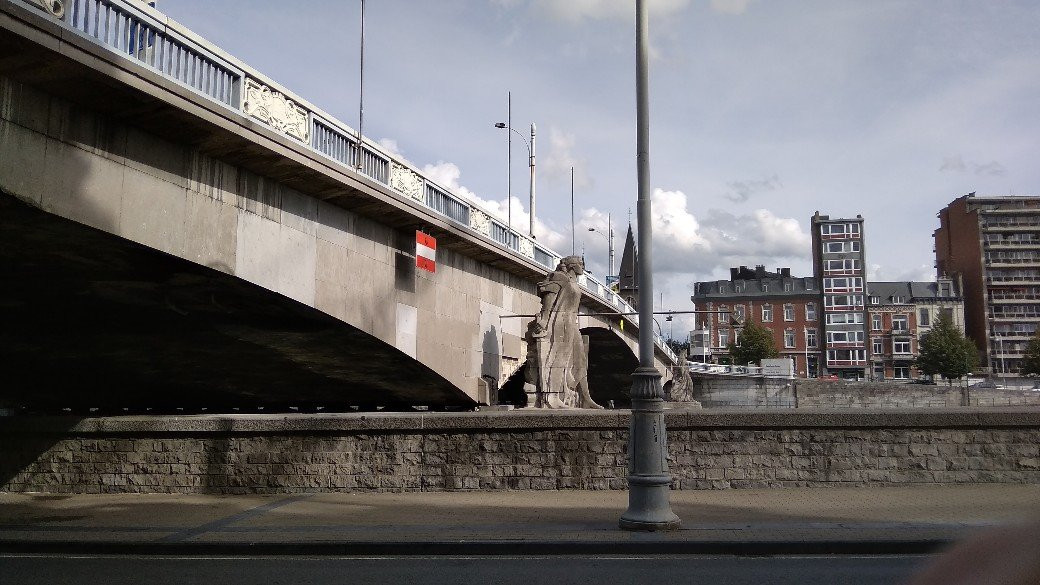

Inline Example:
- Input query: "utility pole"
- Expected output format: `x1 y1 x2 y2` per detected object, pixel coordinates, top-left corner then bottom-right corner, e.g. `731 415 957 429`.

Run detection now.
620 0 680 531
356 0 365 171
530 123 536 238
570 166 575 255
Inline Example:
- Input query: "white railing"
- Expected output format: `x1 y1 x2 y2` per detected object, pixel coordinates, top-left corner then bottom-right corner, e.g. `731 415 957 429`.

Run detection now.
14 0 677 362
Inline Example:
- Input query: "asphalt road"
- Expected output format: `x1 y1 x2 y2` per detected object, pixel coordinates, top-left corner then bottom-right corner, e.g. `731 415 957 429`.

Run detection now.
0 553 931 584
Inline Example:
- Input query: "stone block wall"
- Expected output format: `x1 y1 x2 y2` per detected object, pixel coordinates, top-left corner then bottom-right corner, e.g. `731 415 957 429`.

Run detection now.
794 380 1040 408
2 411 1038 494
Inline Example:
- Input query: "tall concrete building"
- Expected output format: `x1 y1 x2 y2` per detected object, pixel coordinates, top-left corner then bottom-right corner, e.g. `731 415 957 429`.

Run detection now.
935 193 1040 377
811 212 868 379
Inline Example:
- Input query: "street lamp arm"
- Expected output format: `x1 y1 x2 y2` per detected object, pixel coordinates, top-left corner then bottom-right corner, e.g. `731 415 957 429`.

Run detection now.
494 123 531 156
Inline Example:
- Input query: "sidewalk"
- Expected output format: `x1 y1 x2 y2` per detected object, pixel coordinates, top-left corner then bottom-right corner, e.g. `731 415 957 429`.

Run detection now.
1 485 1039 555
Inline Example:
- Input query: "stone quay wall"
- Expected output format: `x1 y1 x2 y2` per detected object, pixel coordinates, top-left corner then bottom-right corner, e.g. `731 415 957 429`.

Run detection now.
1 410 1038 494
691 375 1040 409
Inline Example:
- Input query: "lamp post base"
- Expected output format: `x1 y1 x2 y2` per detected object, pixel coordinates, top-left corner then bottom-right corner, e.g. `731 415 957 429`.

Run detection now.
620 366 680 532
619 473 681 531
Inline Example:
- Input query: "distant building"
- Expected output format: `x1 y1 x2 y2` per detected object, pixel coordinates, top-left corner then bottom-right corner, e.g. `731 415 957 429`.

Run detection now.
934 193 1040 377
811 212 869 380
865 279 965 381
691 265 821 377
616 225 639 308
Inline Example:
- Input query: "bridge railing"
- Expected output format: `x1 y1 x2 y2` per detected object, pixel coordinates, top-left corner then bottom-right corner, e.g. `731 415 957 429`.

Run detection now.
15 0 675 363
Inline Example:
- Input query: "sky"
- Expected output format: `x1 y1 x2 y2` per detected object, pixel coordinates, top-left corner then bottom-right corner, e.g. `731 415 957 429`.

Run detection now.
158 0 1040 339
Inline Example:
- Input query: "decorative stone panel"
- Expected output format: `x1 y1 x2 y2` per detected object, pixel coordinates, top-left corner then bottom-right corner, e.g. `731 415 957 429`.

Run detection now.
470 209 491 237
390 162 423 202
242 78 309 143
518 238 534 258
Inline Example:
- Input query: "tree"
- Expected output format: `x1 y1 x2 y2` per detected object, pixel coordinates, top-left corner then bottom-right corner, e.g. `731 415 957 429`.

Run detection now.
728 319 779 365
666 337 690 355
1021 331 1040 376
915 313 980 383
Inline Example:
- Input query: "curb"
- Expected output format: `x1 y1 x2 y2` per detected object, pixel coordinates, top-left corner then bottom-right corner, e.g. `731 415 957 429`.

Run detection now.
0 539 952 556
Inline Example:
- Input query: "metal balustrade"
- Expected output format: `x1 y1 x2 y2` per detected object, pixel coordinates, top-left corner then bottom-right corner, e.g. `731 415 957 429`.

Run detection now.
12 0 677 361
65 0 240 105
425 184 469 225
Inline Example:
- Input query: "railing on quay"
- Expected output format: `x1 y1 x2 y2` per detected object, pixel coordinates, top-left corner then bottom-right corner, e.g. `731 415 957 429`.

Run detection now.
13 0 676 364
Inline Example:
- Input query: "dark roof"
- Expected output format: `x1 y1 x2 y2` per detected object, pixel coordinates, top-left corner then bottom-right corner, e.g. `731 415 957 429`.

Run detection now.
617 225 638 292
692 276 817 301
868 280 961 304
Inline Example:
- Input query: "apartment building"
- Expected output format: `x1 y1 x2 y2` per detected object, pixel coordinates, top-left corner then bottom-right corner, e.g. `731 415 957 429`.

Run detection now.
691 265 821 377
811 212 869 379
865 279 965 380
935 193 1040 377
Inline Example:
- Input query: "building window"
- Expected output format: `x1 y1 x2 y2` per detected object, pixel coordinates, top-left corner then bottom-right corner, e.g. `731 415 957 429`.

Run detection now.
869 295 880 305
784 329 796 348
806 280 814 290
893 366 910 379
824 241 861 253
939 282 952 297
871 314 882 331
719 284 727 293
762 304 773 322
892 314 909 331
761 282 769 292
827 312 864 325
825 295 864 308
806 302 817 320
784 282 793 292
893 295 905 303
806 328 818 348
784 303 794 321
734 305 745 323
893 338 911 354
733 330 741 345
719 305 729 324
872 337 883 355
827 330 865 344
735 282 745 293
719 329 729 347
919 308 931 327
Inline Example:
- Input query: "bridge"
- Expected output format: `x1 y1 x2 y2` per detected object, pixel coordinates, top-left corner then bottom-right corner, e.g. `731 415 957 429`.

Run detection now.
0 0 677 411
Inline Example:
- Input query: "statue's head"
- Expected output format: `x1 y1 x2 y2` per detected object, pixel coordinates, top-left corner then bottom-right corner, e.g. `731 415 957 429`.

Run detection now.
559 255 584 274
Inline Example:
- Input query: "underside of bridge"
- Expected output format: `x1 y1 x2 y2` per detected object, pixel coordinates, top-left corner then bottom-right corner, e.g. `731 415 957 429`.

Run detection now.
0 192 475 413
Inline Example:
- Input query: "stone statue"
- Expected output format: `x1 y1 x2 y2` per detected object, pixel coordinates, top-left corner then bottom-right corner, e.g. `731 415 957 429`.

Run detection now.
523 256 603 409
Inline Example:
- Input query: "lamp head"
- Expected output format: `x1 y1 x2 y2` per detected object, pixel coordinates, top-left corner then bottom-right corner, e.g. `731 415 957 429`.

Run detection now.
494 122 507 129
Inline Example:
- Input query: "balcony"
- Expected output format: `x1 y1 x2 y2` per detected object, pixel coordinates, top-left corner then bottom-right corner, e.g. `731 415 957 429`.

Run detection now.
827 359 867 367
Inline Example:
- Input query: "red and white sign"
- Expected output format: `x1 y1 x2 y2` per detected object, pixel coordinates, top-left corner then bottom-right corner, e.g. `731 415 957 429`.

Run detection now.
416 231 436 273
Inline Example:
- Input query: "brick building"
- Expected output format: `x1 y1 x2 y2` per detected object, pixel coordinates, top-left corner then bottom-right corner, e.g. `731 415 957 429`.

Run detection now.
934 193 1040 377
866 279 966 380
691 265 821 377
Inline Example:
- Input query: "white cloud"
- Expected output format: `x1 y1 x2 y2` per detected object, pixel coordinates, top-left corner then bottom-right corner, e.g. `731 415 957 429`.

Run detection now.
526 0 691 23
939 154 1007 176
725 173 783 203
647 188 811 275
421 161 568 251
710 0 750 15
540 126 591 190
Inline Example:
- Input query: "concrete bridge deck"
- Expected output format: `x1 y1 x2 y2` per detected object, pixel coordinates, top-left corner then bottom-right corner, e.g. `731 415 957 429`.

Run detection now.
0 0 677 410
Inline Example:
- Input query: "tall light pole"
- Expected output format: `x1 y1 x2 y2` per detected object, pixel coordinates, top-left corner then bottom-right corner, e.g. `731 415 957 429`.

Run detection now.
495 121 537 239
356 0 365 171
620 0 680 532
587 213 615 282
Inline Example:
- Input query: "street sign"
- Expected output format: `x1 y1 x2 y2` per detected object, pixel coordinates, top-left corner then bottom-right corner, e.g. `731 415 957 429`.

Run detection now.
416 231 436 273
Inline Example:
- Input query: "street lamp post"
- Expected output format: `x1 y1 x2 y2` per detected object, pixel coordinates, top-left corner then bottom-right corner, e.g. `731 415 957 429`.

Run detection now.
620 0 680 532
495 120 536 239
587 213 615 283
